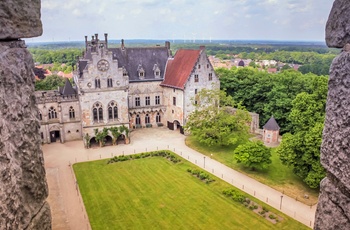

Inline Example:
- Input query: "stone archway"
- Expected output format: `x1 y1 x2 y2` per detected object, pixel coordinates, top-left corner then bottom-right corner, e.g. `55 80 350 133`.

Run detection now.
104 135 113 146
117 134 125 145
49 126 61 143
90 137 99 148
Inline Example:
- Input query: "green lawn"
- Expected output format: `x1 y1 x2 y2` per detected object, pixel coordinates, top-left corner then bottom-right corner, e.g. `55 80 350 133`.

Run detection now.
74 156 309 230
185 136 319 205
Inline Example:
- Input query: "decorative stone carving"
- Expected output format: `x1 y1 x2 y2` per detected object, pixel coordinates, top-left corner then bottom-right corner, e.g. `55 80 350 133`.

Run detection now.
325 0 350 48
0 40 51 229
0 0 42 39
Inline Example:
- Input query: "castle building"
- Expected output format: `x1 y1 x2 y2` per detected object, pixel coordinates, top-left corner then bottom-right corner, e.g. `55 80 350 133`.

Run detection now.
36 34 219 145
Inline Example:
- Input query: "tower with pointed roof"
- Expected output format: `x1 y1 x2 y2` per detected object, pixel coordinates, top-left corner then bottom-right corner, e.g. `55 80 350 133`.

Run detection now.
262 116 280 144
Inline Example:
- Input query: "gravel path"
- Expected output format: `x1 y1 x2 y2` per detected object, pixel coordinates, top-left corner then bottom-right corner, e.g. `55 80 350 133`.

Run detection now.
43 127 315 229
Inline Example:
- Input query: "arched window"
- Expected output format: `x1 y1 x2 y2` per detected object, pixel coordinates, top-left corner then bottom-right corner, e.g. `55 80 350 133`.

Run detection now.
156 112 161 123
38 111 42 121
145 114 150 124
95 78 101 88
48 107 57 119
107 78 113 88
69 106 75 119
93 102 103 123
136 114 141 125
108 101 118 120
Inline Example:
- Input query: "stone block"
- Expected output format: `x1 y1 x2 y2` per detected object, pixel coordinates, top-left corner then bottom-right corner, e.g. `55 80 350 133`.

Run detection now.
0 40 50 228
0 0 42 39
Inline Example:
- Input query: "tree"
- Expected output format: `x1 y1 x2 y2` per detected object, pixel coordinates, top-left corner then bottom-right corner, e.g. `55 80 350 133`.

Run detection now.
233 141 272 170
35 74 66 91
184 89 251 147
109 127 121 145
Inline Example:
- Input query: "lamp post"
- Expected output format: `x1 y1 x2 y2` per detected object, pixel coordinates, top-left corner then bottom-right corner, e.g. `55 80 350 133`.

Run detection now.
280 195 283 210
204 156 206 168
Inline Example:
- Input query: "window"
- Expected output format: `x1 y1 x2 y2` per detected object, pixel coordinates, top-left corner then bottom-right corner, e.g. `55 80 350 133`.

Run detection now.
139 72 144 77
136 114 141 125
48 107 57 119
209 73 213 81
123 70 128 76
39 112 42 121
194 74 199 82
155 95 160 105
69 106 75 119
156 112 161 123
108 101 118 120
173 97 176 106
40 132 44 139
207 63 209 68
93 102 103 123
145 96 150 106
155 71 160 77
195 89 197 94
95 79 101 88
135 97 140 107
107 78 113 87
145 114 150 124
198 64 201 69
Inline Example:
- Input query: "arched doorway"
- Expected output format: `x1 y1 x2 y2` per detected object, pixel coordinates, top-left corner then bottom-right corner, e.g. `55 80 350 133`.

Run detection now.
90 137 99 148
117 134 125 145
49 130 60 142
104 135 113 146
173 120 184 134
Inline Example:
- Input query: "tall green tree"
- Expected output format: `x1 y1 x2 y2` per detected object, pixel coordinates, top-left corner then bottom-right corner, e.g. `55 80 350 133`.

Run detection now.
35 75 66 91
184 89 251 147
233 141 272 171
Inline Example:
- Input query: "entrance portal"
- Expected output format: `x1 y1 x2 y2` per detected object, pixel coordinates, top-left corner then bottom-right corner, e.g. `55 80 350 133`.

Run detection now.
50 130 60 143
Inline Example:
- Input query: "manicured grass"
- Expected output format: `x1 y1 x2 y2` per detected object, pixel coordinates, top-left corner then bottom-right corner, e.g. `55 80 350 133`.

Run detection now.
74 156 309 229
185 136 319 205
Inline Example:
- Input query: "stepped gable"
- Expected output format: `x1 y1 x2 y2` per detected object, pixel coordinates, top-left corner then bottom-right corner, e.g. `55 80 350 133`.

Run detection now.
59 78 76 95
110 45 170 82
161 49 201 90
263 116 280 131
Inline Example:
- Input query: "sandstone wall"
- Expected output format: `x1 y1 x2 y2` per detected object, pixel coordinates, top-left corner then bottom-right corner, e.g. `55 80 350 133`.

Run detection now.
314 0 350 229
0 1 51 229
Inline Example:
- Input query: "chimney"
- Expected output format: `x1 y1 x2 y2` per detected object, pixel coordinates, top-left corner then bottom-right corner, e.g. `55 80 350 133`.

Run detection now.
95 33 98 41
85 36 88 52
165 41 170 50
104 33 108 49
121 39 125 50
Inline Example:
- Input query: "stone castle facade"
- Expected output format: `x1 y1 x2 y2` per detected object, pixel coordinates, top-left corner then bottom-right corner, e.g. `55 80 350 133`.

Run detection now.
35 34 219 145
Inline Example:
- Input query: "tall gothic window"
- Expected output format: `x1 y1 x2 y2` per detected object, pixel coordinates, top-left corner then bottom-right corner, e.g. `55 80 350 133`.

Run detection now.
107 78 113 88
145 96 150 106
93 102 103 123
194 74 199 82
108 101 118 120
145 114 150 124
69 106 75 119
39 111 42 121
48 107 57 119
136 114 141 125
135 97 140 107
95 78 101 88
156 112 161 123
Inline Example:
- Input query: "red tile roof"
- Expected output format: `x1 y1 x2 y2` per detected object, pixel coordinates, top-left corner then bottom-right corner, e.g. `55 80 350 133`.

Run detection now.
161 49 201 90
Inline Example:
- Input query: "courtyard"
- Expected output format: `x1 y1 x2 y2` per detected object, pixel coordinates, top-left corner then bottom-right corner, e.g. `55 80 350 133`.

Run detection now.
43 127 316 229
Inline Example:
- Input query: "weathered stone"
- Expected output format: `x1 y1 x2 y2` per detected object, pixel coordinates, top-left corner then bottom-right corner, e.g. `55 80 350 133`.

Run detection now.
0 40 51 229
314 177 350 230
325 0 350 48
320 50 350 191
0 0 42 39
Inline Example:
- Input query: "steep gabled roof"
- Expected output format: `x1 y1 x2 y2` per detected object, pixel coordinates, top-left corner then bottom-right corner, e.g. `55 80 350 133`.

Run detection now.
263 116 280 131
161 49 201 90
109 47 170 82
59 79 76 95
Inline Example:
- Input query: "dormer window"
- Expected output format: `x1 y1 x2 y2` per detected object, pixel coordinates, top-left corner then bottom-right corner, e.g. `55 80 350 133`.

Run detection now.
153 64 161 78
137 64 145 79
122 67 128 77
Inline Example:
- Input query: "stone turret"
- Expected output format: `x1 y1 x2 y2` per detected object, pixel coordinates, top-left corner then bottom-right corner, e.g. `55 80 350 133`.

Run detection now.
0 0 51 229
314 0 350 229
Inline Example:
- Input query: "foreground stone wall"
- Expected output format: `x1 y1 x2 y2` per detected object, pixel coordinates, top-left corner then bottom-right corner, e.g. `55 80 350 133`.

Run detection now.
314 0 350 229
0 1 51 229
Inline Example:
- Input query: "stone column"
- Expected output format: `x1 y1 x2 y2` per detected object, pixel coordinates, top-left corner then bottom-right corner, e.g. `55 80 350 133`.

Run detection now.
0 0 51 229
314 0 350 229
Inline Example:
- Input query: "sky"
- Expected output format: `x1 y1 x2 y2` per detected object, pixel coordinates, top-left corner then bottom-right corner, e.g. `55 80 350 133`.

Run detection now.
28 0 334 43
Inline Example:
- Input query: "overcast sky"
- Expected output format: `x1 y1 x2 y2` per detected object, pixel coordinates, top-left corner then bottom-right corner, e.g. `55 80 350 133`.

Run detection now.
29 0 334 43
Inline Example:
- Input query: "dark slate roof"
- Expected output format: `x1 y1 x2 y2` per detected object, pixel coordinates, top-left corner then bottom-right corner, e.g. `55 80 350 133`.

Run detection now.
78 60 88 77
161 49 201 90
263 116 280 131
59 79 76 95
109 47 170 82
